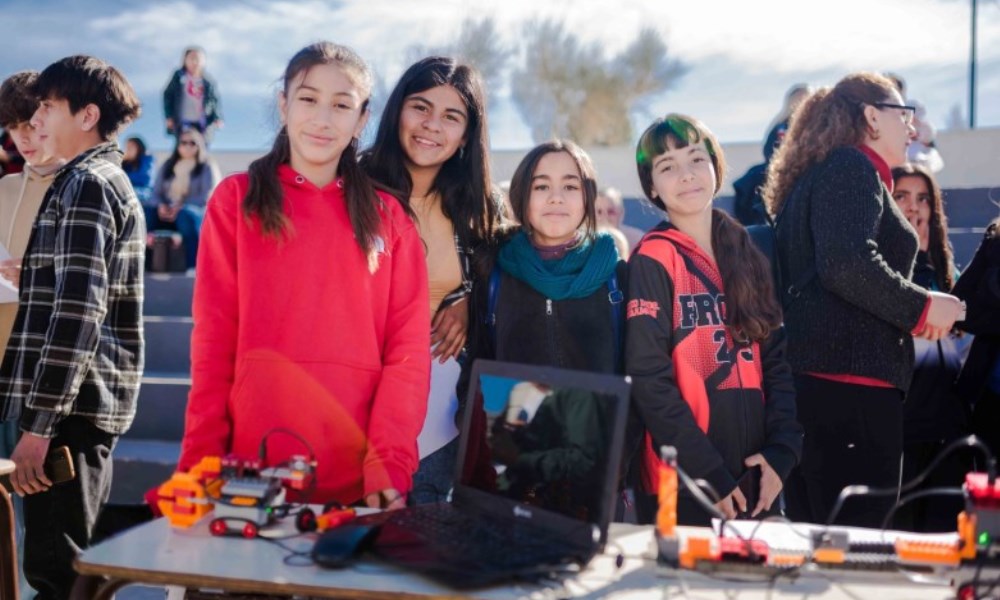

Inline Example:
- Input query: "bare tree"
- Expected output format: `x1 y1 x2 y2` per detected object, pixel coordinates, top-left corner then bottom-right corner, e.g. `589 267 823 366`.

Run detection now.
405 17 512 107
511 21 686 146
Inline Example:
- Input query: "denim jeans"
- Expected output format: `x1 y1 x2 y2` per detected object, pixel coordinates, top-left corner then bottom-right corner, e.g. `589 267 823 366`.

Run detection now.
23 416 117 600
410 437 459 505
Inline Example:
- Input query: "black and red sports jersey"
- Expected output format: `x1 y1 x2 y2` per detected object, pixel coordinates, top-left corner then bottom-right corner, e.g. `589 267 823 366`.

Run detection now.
625 222 802 499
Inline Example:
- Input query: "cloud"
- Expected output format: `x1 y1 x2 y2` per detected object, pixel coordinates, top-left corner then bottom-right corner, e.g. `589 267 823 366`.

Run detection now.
3 0 998 150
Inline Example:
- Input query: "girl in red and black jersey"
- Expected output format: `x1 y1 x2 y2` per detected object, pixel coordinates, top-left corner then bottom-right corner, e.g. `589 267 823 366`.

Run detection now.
626 114 802 526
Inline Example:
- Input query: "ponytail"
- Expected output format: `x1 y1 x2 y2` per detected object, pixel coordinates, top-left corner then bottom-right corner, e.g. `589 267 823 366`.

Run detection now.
338 137 384 273
244 127 293 238
711 209 783 342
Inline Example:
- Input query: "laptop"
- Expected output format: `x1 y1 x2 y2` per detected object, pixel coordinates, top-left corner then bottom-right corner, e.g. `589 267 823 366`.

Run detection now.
366 359 631 588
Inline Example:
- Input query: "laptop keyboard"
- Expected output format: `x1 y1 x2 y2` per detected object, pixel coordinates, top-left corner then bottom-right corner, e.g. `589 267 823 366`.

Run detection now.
380 503 580 569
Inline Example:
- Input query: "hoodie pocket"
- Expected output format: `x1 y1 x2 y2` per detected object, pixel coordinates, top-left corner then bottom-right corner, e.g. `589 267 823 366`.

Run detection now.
227 354 382 487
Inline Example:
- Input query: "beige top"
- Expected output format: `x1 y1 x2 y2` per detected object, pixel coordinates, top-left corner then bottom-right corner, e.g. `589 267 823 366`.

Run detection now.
410 192 462 317
0 165 57 355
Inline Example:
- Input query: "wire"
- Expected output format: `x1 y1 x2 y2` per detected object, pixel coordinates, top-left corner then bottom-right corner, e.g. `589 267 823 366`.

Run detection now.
259 427 317 466
825 435 995 527
878 486 967 533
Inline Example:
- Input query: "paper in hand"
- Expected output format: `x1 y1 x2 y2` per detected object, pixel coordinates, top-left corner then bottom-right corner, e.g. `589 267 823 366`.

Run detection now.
0 242 20 303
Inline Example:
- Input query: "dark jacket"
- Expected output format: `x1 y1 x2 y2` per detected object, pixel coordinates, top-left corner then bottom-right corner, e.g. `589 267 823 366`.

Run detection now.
953 223 1000 405
496 388 614 521
490 265 627 375
732 163 769 226
458 232 626 407
626 222 802 498
0 143 145 437
124 154 155 204
775 146 929 391
162 68 222 134
456 232 627 491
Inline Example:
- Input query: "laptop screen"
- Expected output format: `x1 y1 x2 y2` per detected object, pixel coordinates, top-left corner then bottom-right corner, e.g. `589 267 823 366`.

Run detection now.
455 362 630 542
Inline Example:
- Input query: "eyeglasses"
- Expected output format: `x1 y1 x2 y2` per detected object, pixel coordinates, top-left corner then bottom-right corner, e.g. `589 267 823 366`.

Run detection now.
178 140 197 147
874 102 916 125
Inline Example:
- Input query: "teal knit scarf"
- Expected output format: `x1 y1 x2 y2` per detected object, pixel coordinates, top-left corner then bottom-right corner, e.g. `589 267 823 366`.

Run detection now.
497 231 619 301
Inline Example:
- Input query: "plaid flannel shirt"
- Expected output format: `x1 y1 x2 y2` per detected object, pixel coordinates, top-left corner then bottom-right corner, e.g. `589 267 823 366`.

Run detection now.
0 142 145 438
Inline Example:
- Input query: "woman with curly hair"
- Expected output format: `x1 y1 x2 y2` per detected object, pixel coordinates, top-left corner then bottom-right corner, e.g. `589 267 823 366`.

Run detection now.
762 72 964 527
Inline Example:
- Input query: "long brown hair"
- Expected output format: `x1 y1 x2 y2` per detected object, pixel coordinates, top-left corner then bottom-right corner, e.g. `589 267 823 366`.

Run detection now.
244 42 383 272
636 114 782 342
763 72 898 216
892 164 955 291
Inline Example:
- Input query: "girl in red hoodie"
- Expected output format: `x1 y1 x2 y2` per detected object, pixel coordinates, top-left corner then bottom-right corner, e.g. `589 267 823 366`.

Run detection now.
178 42 431 510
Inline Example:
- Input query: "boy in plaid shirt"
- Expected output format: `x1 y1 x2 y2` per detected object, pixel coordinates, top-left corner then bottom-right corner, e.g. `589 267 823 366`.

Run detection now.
0 55 144 599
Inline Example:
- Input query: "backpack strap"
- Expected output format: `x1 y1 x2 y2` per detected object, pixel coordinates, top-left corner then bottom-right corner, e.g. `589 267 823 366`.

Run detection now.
486 263 502 347
607 271 624 368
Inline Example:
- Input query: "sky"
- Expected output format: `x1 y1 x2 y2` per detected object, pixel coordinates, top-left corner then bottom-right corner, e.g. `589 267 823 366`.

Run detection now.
3 0 998 151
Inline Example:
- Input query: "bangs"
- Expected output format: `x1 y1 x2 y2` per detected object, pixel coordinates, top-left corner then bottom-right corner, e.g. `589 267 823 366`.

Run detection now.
636 116 706 167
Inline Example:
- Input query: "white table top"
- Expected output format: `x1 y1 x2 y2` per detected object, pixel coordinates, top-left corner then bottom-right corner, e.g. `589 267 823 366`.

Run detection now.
76 513 962 599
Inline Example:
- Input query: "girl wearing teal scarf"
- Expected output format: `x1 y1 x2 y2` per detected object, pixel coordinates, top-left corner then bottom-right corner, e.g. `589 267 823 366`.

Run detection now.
484 140 625 375
497 230 619 301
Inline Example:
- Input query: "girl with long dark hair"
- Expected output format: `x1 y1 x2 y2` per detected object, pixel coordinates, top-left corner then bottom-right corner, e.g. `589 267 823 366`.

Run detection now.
362 56 500 504
891 164 966 531
627 114 802 526
178 42 431 509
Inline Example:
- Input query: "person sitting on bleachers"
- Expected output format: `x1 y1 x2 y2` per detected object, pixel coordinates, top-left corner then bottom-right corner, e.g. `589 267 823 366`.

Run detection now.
122 136 154 204
146 127 220 270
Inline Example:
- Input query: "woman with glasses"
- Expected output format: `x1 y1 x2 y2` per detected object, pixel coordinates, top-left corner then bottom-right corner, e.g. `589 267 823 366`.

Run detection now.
147 126 221 269
761 72 964 528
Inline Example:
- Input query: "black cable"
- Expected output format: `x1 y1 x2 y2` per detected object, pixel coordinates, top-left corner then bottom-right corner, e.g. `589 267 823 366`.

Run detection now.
825 435 995 527
878 486 967 532
259 427 317 466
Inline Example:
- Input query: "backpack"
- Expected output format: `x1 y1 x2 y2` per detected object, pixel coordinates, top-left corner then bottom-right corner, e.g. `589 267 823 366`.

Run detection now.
486 265 625 366
745 194 816 309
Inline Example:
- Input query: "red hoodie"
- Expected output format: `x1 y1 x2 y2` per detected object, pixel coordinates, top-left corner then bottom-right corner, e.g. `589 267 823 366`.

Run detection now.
178 165 431 504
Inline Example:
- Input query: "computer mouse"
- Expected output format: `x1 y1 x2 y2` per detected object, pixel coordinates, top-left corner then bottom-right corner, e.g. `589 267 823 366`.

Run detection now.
311 524 380 569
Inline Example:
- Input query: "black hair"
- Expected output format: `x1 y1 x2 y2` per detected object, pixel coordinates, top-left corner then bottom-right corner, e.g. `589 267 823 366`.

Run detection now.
32 55 141 139
362 56 499 244
244 42 384 272
0 71 40 128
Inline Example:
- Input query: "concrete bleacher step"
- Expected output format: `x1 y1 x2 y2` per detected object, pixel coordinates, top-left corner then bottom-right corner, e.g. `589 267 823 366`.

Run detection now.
127 372 190 441
109 438 180 504
144 316 193 373
143 273 194 317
